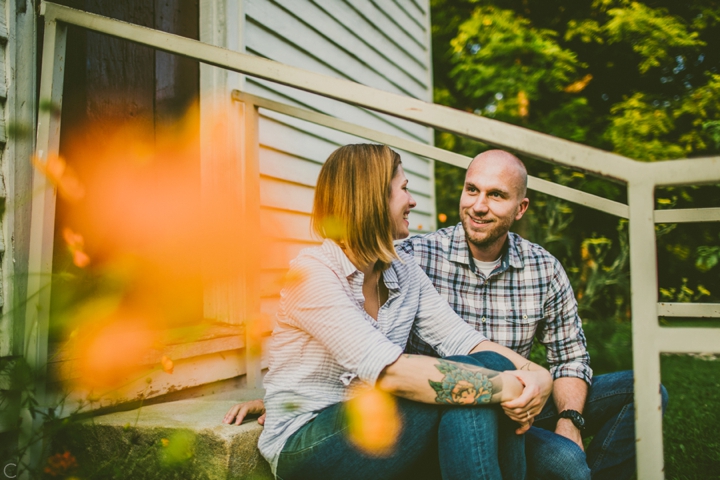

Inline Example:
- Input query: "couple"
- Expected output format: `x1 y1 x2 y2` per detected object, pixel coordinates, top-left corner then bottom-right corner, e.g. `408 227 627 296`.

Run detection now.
224 145 663 479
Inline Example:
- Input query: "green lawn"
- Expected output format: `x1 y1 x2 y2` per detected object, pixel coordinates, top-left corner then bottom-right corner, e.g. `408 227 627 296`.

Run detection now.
662 354 720 480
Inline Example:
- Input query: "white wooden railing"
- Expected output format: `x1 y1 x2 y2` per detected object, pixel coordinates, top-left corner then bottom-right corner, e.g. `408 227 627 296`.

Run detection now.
22 2 720 478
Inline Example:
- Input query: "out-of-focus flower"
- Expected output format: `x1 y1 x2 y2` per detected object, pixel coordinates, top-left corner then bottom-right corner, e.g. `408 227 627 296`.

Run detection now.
63 227 91 268
70 304 158 390
32 153 86 202
161 438 170 447
161 355 174 374
44 451 78 477
438 213 448 223
345 388 401 456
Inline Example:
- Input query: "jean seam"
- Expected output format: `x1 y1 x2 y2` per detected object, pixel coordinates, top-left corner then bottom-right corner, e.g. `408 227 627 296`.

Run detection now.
282 426 348 457
471 410 489 479
588 402 630 472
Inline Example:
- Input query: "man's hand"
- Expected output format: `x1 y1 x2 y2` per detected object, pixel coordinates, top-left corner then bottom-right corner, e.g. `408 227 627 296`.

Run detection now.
555 418 584 451
223 399 266 426
500 369 553 434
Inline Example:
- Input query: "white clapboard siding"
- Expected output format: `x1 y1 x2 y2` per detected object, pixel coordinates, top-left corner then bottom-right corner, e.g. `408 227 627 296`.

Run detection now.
259 110 433 183
243 0 434 333
249 78 429 142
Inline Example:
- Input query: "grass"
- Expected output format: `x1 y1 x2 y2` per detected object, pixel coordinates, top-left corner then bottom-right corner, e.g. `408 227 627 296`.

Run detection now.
662 354 720 480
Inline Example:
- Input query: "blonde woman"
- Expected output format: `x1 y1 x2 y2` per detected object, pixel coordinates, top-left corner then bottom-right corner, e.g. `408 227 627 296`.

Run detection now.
225 144 552 479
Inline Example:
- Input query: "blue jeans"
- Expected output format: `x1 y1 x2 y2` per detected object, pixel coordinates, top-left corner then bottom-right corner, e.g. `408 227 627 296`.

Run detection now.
526 371 669 480
276 351 525 480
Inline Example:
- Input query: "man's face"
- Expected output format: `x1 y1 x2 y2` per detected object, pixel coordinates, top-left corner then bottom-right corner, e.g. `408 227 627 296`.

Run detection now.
459 158 529 260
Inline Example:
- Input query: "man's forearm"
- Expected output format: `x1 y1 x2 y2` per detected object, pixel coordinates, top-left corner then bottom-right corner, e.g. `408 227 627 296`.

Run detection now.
552 376 588 448
553 377 588 413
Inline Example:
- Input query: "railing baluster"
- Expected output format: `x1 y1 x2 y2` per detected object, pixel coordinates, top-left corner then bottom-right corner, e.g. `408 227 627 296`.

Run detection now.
239 97 263 389
628 177 665 480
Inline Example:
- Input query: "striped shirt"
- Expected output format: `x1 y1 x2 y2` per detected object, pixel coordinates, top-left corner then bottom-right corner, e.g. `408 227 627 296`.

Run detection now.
398 224 592 384
258 239 488 473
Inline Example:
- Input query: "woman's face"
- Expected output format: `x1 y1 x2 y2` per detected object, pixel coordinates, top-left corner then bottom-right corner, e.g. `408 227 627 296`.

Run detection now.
389 165 417 239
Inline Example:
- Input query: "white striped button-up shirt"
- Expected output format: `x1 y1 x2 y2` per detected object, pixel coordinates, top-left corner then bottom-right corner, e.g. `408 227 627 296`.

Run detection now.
258 239 488 472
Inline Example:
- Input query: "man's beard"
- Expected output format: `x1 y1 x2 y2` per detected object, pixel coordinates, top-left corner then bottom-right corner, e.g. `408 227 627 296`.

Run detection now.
461 214 510 250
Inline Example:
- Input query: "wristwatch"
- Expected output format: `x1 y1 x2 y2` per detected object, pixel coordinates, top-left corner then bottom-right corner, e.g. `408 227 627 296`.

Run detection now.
558 409 586 430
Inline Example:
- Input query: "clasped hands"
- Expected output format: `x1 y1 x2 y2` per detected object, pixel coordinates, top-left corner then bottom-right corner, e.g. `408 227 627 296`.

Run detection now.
500 368 553 434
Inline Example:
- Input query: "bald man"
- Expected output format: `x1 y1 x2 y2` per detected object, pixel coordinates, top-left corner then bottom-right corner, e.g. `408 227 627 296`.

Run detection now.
400 150 667 480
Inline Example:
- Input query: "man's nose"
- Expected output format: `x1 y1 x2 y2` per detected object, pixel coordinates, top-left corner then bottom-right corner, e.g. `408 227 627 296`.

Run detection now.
472 194 489 213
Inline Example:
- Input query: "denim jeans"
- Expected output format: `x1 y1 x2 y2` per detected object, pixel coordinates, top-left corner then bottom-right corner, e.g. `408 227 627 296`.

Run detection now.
526 370 669 480
276 351 525 480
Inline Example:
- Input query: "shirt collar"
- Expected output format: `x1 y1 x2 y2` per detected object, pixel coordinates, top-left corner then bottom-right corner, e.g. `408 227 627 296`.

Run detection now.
321 238 401 290
448 224 524 271
321 239 359 278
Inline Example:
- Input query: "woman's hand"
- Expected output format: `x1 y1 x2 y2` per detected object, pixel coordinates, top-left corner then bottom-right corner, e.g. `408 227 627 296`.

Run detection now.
500 369 553 434
223 399 266 426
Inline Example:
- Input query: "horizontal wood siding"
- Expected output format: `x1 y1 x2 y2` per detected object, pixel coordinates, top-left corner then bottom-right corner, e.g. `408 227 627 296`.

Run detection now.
243 0 434 330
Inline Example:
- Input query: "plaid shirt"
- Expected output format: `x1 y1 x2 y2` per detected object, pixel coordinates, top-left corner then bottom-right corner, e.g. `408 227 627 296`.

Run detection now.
398 224 592 384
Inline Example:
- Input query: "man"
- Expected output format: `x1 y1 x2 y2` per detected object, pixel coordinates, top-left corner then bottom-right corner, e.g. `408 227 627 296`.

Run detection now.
398 149 667 480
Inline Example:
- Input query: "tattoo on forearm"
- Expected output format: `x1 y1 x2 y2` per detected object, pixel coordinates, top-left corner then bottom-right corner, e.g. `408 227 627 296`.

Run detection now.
429 359 500 405
520 362 531 371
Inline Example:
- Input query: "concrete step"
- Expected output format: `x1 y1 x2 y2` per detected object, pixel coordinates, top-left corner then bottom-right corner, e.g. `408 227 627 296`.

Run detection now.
52 389 272 479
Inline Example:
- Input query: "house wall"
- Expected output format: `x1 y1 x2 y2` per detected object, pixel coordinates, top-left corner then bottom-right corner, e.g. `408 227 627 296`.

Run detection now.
240 0 436 331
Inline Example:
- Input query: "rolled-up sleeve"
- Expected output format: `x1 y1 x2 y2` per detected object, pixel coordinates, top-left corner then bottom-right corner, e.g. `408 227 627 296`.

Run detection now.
540 260 593 384
409 262 487 358
282 257 403 386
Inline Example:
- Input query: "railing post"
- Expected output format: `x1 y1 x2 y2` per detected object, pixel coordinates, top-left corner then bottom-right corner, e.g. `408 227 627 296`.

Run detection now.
627 175 665 479
239 97 263 389
20 17 67 478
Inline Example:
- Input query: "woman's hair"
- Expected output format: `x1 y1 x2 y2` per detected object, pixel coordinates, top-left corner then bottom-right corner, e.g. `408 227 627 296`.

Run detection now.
312 144 402 269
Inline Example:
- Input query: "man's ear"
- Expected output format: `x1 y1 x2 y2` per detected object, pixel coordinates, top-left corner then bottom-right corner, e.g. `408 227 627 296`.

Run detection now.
515 198 530 221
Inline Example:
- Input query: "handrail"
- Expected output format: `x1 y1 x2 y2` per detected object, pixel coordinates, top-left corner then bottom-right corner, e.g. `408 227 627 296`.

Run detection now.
233 91 632 218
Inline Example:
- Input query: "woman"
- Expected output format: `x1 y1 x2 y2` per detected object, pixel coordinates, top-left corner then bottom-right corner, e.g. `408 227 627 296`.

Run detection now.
225 144 552 479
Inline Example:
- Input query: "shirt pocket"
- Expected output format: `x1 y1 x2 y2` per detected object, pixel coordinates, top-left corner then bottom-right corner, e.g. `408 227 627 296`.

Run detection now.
499 304 543 325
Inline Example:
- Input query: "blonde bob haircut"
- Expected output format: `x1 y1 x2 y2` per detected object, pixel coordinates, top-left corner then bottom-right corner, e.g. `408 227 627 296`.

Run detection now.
312 144 402 270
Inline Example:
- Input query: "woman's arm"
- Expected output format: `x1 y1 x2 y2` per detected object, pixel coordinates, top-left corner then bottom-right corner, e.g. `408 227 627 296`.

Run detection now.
377 353 525 405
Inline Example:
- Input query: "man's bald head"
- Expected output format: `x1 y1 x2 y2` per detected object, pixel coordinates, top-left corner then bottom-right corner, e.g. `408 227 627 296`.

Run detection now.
467 150 528 199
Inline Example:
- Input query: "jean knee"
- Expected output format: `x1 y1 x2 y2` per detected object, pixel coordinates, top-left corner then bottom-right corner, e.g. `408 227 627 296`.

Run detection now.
551 448 591 480
467 350 516 371
526 428 590 480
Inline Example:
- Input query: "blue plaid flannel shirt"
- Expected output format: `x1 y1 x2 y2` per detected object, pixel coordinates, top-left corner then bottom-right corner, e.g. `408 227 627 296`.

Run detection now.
398 224 592 384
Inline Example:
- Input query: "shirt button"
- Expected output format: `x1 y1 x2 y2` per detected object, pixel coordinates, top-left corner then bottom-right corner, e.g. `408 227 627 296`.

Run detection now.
523 314 528 320
481 317 486 323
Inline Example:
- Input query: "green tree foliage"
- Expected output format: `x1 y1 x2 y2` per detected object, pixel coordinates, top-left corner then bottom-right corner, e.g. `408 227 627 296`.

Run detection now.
431 0 720 375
